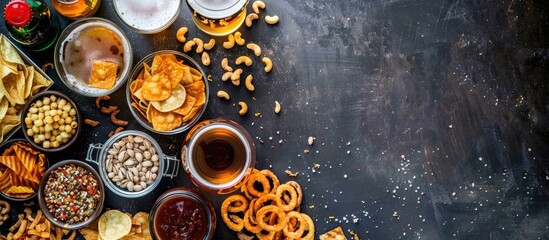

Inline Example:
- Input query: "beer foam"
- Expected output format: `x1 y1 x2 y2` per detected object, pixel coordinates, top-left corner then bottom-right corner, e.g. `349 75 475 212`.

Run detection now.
114 0 179 32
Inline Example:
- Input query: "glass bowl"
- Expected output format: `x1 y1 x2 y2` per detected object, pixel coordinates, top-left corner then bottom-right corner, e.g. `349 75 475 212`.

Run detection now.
113 0 180 34
38 160 105 230
21 91 82 152
149 187 216 240
0 139 48 202
126 50 209 135
54 17 133 97
85 130 179 198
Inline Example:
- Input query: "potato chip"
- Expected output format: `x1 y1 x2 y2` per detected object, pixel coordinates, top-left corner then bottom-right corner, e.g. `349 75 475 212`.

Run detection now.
158 58 186 89
142 73 172 101
98 210 132 240
6 185 34 195
0 97 8 120
184 81 206 106
172 94 196 116
147 106 184 131
180 66 194 86
0 141 46 198
80 228 99 240
151 84 186 112
89 61 119 90
182 106 201 122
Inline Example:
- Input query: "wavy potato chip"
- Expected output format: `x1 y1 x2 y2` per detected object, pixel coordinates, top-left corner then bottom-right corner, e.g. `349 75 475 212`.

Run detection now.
98 210 132 240
151 84 186 112
0 141 46 198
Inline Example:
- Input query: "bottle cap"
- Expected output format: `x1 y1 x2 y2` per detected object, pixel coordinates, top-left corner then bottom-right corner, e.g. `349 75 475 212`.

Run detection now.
5 0 32 27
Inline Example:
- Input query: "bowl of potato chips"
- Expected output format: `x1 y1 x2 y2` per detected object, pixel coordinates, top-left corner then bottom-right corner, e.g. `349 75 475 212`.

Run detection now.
0 139 48 201
126 50 208 134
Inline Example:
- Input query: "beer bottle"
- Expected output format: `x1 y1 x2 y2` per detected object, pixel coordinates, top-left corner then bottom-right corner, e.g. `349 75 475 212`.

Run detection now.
3 0 60 52
52 0 101 19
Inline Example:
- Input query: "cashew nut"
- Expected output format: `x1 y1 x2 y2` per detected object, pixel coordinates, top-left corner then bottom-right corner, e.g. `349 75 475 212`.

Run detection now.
231 69 243 86
204 39 216 50
222 72 233 81
111 109 129 127
245 13 259 27
217 90 230 100
223 34 235 49
245 74 254 91
252 1 266 14
235 56 253 66
183 40 196 52
238 102 248 115
201 52 210 66
262 57 272 73
234 31 245 46
246 43 262 56
193 38 204 53
274 101 281 114
265 15 279 25
176 27 188 43
221 58 233 72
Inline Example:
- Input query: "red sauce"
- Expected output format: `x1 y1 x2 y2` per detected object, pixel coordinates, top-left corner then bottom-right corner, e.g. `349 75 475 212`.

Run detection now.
154 196 208 240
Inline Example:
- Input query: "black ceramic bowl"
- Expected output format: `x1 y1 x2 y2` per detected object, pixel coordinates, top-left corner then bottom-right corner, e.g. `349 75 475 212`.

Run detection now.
21 91 82 152
0 138 48 202
38 160 105 230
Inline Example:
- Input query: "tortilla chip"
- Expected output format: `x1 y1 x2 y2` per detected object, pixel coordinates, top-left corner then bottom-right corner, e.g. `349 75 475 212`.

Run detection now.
184 81 205 106
0 35 24 71
319 226 348 240
30 68 52 96
147 107 184 131
182 106 200 122
142 73 172 101
180 66 193 85
89 61 119 90
0 71 25 105
172 95 196 116
151 84 186 112
0 97 8 120
79 229 99 240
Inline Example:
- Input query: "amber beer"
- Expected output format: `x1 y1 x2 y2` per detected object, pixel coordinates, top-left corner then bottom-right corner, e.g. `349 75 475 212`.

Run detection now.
186 0 249 36
52 0 101 19
182 119 255 194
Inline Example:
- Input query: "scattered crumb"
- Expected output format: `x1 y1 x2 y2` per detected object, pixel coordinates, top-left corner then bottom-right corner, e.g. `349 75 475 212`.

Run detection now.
349 230 360 240
285 170 299 177
254 112 262 117
304 149 310 154
313 163 320 169
309 205 315 209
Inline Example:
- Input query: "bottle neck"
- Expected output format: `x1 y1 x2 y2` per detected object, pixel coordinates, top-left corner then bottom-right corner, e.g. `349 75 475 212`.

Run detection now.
4 0 32 27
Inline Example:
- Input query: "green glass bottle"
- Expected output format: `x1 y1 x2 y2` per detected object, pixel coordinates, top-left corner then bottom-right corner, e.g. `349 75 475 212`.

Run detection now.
4 0 60 52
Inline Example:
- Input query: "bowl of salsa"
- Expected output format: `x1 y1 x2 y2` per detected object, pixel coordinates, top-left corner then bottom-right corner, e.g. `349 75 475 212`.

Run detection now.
150 187 216 240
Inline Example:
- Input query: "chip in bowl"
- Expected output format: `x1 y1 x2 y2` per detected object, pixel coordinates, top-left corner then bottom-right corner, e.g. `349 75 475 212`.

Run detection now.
89 60 119 90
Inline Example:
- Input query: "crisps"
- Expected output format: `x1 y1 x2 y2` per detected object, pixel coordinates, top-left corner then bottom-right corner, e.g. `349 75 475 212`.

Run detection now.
0 35 52 143
151 84 186 112
89 60 119 90
0 141 46 198
98 210 132 240
129 53 206 131
83 211 151 240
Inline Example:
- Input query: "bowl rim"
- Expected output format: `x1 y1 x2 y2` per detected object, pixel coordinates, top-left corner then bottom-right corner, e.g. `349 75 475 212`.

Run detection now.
38 159 105 230
0 138 49 201
54 17 133 97
112 0 181 34
95 130 166 198
126 50 209 135
20 90 82 153
149 187 216 240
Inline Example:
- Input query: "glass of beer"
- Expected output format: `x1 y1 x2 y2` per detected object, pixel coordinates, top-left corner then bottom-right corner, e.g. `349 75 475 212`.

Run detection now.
181 119 255 194
186 0 249 36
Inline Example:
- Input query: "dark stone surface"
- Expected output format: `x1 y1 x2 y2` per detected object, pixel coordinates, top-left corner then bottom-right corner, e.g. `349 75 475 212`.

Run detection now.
1 0 548 239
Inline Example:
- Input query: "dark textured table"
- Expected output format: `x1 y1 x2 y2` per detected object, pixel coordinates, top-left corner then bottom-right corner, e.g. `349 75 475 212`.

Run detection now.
1 0 549 239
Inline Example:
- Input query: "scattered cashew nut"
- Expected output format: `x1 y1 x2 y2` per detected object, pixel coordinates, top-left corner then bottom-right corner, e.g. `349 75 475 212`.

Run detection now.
252 1 266 14
193 38 204 53
245 74 254 91
234 32 245 46
236 56 253 66
95 95 110 108
231 69 243 82
204 39 216 50
238 102 248 115
221 58 233 72
262 57 273 73
246 43 262 56
217 90 230 100
223 34 235 49
201 52 211 66
111 109 129 127
275 101 281 114
183 40 196 52
222 72 233 81
84 118 100 127
265 15 279 25
246 13 259 27
176 27 188 43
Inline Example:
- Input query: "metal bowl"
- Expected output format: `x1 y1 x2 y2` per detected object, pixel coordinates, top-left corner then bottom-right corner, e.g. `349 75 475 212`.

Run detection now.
54 17 133 97
21 91 82 152
38 160 105 230
126 50 209 135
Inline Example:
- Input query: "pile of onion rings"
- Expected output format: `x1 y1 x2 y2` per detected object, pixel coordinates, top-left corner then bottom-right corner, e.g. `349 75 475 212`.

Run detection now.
221 169 314 240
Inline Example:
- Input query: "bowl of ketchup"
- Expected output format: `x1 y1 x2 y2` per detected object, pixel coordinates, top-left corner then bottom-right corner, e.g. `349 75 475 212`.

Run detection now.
150 187 216 240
